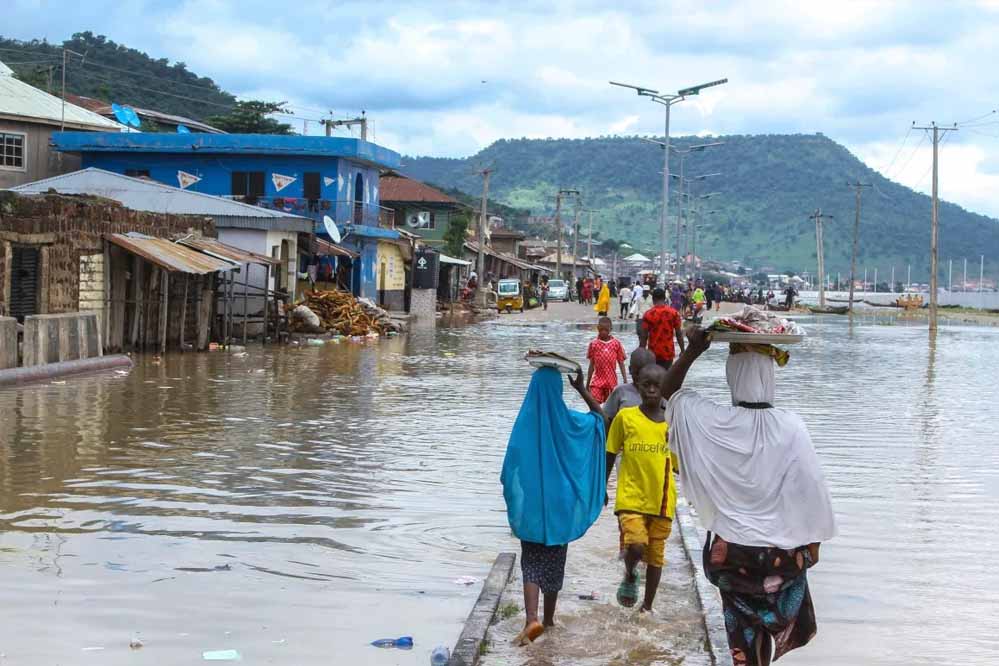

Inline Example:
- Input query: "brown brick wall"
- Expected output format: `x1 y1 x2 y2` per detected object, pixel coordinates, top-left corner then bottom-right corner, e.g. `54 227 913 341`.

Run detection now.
0 192 214 316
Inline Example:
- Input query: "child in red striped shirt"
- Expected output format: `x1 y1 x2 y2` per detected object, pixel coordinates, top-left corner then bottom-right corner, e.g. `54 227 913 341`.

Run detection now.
586 316 627 403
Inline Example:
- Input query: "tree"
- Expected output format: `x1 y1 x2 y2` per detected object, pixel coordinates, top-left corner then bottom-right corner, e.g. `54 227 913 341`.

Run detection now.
443 212 470 257
207 100 295 135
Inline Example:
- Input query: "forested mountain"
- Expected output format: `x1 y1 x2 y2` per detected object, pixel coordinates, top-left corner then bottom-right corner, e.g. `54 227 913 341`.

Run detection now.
0 32 235 120
404 134 999 278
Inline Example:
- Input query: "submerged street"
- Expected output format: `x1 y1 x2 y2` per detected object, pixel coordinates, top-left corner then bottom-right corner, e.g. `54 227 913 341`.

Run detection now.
1 304 998 665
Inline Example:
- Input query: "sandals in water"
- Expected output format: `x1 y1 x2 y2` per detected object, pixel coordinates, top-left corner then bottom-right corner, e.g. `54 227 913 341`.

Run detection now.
512 621 544 646
616 575 639 608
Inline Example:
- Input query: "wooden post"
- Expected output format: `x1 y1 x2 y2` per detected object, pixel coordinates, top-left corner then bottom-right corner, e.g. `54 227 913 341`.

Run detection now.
130 256 143 349
159 270 169 355
264 264 271 343
242 265 249 345
179 274 189 351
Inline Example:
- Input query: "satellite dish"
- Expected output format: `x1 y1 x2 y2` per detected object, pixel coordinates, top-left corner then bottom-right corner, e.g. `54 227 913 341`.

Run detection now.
323 215 342 243
111 103 130 125
123 106 141 128
176 124 190 134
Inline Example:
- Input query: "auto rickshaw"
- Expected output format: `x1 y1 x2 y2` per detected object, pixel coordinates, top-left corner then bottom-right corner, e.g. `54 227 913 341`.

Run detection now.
496 278 524 313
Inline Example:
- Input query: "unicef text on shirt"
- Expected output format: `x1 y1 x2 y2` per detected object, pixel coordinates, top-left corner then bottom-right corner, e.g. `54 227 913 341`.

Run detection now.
625 442 669 454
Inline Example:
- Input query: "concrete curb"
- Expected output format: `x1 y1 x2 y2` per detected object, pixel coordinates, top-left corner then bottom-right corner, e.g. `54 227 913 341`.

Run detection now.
0 354 133 388
449 552 516 666
675 498 730 665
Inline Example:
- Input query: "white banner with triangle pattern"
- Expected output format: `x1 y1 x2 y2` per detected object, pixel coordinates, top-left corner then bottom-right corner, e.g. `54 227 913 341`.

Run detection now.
176 170 201 189
272 173 296 192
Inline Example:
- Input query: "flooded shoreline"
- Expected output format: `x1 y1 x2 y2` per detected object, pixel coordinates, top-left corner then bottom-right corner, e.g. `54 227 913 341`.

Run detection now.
1 307 998 664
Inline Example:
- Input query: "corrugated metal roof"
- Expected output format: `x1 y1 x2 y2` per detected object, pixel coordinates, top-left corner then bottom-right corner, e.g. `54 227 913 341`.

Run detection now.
107 233 236 274
64 93 225 133
0 61 124 131
9 168 312 231
465 241 536 271
314 237 359 259
177 237 280 266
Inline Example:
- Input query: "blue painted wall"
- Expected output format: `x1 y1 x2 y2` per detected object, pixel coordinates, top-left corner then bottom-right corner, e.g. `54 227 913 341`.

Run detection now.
70 148 389 300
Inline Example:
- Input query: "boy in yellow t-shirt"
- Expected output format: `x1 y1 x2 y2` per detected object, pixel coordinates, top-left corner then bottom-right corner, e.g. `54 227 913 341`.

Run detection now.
605 364 677 612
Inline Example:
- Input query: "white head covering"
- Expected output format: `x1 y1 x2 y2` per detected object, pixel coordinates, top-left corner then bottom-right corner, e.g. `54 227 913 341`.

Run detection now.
726 350 775 405
665 354 837 548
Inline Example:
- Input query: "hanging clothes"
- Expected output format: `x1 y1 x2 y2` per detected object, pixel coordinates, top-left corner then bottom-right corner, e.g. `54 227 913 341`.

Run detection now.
501 368 606 546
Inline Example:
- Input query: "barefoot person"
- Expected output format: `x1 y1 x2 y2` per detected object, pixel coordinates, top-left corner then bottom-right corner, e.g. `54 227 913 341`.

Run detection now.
604 364 677 613
501 367 606 645
662 330 837 666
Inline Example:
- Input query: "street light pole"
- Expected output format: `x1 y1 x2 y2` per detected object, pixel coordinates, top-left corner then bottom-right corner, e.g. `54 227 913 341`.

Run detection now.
554 188 580 281
611 78 727 283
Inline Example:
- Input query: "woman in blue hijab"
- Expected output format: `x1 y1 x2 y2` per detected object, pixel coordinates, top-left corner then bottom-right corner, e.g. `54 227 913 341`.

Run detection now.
501 368 606 645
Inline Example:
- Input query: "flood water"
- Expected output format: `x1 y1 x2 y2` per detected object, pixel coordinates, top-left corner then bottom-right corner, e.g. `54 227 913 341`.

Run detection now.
1 311 998 665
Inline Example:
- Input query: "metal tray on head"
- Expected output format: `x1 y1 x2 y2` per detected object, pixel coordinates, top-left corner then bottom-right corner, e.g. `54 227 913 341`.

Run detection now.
524 350 582 374
708 331 805 344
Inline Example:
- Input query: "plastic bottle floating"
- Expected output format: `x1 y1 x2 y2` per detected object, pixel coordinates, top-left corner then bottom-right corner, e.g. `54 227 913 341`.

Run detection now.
370 636 414 649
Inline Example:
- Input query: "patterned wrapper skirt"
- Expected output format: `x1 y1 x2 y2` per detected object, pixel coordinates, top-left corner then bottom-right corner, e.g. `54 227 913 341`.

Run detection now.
703 533 818 666
520 541 568 594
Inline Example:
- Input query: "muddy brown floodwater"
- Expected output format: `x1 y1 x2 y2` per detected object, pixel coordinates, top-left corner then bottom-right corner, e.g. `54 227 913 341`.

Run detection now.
1 311 998 665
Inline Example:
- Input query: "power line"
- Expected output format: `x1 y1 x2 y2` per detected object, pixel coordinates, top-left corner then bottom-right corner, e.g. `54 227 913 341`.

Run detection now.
892 130 928 181
879 125 912 178
956 109 996 125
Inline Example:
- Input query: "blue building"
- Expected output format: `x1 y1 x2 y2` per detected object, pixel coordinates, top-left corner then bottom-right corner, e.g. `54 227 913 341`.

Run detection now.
51 132 406 307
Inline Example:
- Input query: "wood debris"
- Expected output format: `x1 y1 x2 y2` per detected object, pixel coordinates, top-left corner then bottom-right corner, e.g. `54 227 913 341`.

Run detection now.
291 290 399 336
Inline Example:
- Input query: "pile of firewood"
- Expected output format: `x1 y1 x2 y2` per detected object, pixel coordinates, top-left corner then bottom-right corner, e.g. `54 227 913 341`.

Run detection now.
291 290 398 336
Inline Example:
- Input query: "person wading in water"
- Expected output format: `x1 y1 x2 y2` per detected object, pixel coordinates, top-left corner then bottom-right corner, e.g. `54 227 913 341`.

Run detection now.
661 330 837 666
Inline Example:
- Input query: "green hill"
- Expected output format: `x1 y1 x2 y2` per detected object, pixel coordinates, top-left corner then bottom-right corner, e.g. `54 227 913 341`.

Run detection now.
0 32 235 120
403 134 999 279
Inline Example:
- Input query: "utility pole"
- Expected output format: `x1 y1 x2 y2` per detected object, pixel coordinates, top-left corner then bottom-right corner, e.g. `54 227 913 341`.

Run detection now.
60 47 87 131
981 255 985 294
914 122 957 331
949 259 953 292
847 181 871 313
571 202 580 282
809 209 833 307
322 112 368 140
554 189 579 281
891 266 896 293
874 268 878 293
964 257 968 292
907 264 911 292
475 168 492 307
587 209 594 261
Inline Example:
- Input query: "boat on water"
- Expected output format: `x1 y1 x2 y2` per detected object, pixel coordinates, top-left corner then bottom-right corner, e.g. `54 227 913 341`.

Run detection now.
863 300 900 308
809 305 850 315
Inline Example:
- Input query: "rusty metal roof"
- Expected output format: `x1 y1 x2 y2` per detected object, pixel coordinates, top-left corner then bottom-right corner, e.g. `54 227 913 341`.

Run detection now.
177 237 280 266
314 237 359 259
107 233 236 274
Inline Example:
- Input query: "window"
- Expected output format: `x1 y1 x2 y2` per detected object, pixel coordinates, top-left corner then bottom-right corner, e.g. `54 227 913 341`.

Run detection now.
1 132 25 170
231 171 265 202
428 212 437 230
125 169 150 178
303 172 321 211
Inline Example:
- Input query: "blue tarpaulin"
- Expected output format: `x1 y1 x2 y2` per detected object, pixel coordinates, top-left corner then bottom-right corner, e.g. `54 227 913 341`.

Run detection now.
501 368 606 546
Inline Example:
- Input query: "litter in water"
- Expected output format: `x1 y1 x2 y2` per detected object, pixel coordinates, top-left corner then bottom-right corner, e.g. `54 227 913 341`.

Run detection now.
370 636 413 649
454 576 478 586
203 649 241 661
129 637 144 649
81 646 105 651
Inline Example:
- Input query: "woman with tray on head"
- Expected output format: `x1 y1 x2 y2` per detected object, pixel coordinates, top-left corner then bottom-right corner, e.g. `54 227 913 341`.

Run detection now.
661 327 836 666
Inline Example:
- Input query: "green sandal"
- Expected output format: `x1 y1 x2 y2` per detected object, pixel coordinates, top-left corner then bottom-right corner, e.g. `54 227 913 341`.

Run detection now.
616 575 639 608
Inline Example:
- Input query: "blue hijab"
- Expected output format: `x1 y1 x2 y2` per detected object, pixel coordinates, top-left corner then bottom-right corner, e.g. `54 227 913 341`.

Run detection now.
500 368 606 546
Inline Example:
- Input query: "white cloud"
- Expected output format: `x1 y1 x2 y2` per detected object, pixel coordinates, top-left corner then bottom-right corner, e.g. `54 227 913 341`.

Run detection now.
5 0 999 217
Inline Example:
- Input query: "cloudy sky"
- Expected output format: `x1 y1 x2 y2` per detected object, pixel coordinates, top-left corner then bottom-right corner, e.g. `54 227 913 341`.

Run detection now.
6 0 999 216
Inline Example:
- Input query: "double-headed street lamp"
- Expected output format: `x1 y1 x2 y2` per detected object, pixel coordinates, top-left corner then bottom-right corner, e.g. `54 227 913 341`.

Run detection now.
610 78 727 282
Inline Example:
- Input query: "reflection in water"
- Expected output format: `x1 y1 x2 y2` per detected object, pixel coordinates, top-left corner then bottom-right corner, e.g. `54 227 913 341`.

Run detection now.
1 317 998 665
